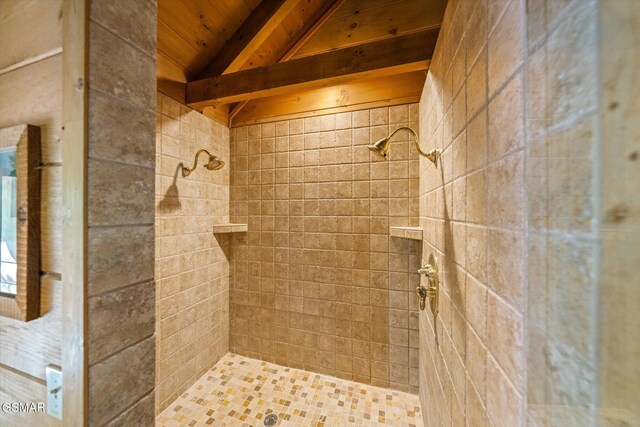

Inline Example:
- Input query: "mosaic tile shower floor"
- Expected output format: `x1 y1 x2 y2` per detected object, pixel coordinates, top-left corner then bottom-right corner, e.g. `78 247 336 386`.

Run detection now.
157 353 422 427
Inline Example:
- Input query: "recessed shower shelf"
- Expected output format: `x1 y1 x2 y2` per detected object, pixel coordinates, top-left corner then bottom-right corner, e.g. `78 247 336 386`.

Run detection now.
390 226 423 241
212 223 248 233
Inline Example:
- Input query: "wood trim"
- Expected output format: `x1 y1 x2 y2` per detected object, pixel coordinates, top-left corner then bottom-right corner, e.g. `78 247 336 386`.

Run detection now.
22 124 41 321
198 0 302 78
188 29 438 108
230 0 347 125
233 96 422 126
0 124 41 322
62 0 88 424
232 70 426 126
0 47 63 76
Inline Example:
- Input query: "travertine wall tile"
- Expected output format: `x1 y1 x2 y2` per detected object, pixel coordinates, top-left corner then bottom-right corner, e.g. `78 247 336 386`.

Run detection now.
89 0 156 57
88 281 155 364
419 0 616 425
86 4 157 424
88 92 156 168
230 105 420 393
87 225 154 296
89 337 155 426
105 393 155 427
88 159 155 226
88 23 155 113
154 93 230 413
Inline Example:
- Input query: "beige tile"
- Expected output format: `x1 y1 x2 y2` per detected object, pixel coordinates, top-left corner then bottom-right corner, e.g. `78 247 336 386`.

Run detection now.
89 159 155 226
89 23 155 112
88 225 154 295
487 72 524 159
487 228 525 308
487 292 524 391
90 0 156 56
90 337 155 426
88 281 155 363
487 0 524 96
89 92 156 167
485 355 522 427
486 152 525 230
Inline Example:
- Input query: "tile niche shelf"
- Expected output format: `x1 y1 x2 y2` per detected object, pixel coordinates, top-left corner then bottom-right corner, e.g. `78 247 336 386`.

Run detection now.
389 226 423 241
212 223 248 233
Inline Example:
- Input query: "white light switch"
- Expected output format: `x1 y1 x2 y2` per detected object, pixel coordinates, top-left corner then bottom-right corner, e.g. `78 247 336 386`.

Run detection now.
46 365 62 420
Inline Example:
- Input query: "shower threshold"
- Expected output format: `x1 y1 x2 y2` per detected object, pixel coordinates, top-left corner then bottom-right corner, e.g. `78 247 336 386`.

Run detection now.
156 353 422 426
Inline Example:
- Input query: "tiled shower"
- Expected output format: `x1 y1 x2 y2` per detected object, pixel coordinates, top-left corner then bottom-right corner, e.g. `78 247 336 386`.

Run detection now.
228 107 422 392
0 0 636 425
152 0 639 426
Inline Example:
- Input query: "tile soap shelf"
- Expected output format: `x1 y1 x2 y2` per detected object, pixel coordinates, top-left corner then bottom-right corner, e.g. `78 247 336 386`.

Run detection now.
389 226 423 241
213 223 248 233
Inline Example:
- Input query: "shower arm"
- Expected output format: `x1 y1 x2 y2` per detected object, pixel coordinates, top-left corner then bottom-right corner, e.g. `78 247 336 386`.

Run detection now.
388 127 440 165
182 149 211 177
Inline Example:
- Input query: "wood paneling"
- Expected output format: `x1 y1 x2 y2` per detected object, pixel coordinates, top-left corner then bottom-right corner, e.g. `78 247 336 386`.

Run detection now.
292 0 447 57
157 0 260 90
232 70 426 125
158 0 446 126
0 277 61 379
0 363 59 426
0 60 62 368
0 0 62 72
0 55 62 164
199 0 303 77
0 0 64 422
230 0 346 121
237 0 326 71
188 30 436 108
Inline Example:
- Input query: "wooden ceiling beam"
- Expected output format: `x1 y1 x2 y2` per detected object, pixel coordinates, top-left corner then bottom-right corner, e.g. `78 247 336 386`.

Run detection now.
187 28 438 109
198 0 301 78
230 0 347 124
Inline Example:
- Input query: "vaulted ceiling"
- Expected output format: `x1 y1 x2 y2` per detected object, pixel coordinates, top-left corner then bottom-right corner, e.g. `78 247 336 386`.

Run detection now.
157 0 447 126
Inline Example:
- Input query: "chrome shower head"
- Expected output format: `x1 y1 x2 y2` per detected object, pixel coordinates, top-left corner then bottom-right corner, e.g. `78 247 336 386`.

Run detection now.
182 149 225 177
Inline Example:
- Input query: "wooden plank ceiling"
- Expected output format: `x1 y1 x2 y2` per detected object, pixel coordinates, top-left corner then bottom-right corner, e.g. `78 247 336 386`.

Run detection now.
157 0 447 126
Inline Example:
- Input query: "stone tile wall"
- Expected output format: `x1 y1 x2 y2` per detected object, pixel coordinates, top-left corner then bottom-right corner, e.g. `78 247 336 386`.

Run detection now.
155 93 230 413
416 0 607 425
86 0 157 424
229 106 423 392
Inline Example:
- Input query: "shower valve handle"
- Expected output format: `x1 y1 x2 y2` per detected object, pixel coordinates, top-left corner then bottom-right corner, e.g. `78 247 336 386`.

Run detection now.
418 265 436 278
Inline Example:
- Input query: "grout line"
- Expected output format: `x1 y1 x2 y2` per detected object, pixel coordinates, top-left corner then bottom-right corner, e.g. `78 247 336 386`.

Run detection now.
101 388 154 426
88 333 154 368
88 278 154 299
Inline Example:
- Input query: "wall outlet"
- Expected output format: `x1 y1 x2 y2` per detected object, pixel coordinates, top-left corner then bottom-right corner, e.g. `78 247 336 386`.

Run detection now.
45 365 62 420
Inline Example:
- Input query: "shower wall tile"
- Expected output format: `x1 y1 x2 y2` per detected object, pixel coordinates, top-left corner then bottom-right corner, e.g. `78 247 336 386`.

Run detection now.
419 0 608 425
154 93 230 413
418 0 527 425
230 105 421 393
85 3 157 423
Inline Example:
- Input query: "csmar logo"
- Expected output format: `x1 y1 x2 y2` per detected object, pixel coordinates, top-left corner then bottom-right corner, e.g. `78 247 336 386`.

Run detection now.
1 402 46 413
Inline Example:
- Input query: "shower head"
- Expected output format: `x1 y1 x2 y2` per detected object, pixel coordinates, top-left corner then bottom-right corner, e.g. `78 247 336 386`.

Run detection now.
368 137 391 158
182 149 225 177
205 156 225 171
367 127 440 166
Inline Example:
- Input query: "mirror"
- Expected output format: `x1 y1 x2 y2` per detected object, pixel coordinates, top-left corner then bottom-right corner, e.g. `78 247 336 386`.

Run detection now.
0 124 40 321
0 148 17 296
